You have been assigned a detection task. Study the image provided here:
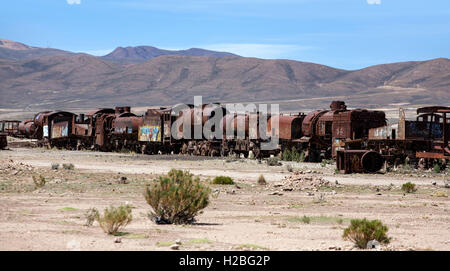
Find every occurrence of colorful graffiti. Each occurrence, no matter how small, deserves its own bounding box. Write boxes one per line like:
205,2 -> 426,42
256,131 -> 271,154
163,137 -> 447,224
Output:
139,125 -> 161,142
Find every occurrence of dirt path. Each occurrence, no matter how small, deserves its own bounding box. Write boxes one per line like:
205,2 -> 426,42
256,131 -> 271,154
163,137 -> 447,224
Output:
0,147 -> 449,251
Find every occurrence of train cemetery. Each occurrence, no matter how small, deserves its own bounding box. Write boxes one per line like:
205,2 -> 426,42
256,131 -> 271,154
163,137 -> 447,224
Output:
0,101 -> 449,251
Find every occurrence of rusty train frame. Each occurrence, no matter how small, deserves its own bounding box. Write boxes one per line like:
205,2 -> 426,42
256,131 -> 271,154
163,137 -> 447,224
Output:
1,101 -> 449,174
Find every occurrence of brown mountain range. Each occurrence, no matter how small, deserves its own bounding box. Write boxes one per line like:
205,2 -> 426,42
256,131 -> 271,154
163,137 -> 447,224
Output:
0,39 -> 449,111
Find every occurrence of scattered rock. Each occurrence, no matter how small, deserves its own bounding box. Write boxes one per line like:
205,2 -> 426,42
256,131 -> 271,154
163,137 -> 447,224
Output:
269,191 -> 283,196
175,239 -> 182,245
114,237 -> 122,243
170,244 -> 180,250
432,181 -> 437,186
366,240 -> 380,250
118,176 -> 129,184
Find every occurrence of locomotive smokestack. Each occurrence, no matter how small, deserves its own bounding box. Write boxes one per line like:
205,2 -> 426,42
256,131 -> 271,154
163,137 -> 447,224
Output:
330,101 -> 347,111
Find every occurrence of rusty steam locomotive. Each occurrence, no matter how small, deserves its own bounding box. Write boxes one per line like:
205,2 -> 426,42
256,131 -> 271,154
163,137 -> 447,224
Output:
1,101 -> 449,174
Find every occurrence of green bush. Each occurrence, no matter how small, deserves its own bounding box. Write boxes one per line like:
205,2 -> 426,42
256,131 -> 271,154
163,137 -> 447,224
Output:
343,218 -> 390,248
33,175 -> 46,188
212,176 -> 234,185
145,169 -> 211,224
96,205 -> 132,234
433,164 -> 441,173
301,215 -> 311,224
401,182 -> 417,193
282,147 -> 305,162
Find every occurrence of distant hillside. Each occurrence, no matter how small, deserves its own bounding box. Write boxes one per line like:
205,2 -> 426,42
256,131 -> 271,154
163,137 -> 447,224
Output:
0,51 -> 449,110
0,39 -> 75,61
101,46 -> 240,63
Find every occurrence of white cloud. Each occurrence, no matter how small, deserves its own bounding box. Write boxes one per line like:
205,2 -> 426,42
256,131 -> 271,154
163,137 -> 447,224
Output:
201,43 -> 313,59
367,0 -> 381,4
80,49 -> 114,56
67,0 -> 81,5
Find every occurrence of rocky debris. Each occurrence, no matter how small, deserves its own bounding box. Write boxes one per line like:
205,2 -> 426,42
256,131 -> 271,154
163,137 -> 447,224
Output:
366,240 -> 380,250
445,180 -> 450,189
114,237 -> 122,243
117,176 -> 129,184
0,160 -> 36,175
170,244 -> 180,250
274,173 -> 335,191
175,239 -> 182,245
269,191 -> 283,196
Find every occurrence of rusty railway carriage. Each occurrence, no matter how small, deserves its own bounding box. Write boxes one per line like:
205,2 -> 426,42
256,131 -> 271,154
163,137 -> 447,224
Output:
0,120 -> 21,136
6,100 -> 447,174
300,101 -> 386,161
337,106 -> 450,173
0,133 -> 7,150
41,111 -> 77,148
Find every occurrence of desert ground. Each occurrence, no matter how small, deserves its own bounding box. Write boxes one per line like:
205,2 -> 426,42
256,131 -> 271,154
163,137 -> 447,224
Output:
0,142 -> 449,251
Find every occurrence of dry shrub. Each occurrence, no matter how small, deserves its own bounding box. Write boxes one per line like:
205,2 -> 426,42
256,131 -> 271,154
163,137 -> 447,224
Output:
343,218 -> 390,248
96,205 -> 132,234
144,169 -> 210,224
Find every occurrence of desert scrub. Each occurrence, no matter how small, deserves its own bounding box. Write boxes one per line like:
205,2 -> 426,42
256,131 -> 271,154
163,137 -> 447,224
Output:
212,176 -> 234,185
401,182 -> 417,193
257,174 -> 266,185
433,164 -> 441,173
96,205 -> 132,234
343,218 -> 390,248
62,163 -> 75,170
282,147 -> 305,162
144,169 -> 211,224
84,207 -> 99,226
33,175 -> 46,188
266,157 -> 281,166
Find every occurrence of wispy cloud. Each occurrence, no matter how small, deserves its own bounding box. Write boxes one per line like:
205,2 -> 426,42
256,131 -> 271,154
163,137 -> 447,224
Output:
201,43 -> 313,59
367,0 -> 381,5
79,49 -> 114,56
67,0 -> 81,5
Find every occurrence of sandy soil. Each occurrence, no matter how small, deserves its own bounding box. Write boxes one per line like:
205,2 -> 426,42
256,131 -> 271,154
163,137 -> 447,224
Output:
0,147 -> 449,251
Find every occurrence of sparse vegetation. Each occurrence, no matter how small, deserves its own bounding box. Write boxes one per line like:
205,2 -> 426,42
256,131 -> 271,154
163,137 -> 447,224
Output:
401,182 -> 417,193
301,215 -> 311,224
144,169 -> 211,224
343,218 -> 390,248
285,164 -> 294,172
212,176 -> 234,185
266,157 -> 281,166
257,174 -> 267,185
96,204 -> 132,234
62,163 -> 75,170
84,207 -> 99,226
32,175 -> 46,188
433,164 -> 441,173
433,191 -> 448,198
281,147 -> 305,162
236,243 -> 267,250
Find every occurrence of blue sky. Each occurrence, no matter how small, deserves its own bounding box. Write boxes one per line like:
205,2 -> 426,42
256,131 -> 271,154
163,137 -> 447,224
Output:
1,0 -> 449,69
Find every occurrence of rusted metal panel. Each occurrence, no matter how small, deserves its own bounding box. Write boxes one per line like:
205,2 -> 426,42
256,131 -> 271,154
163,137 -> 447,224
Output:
51,121 -> 69,139
112,116 -> 142,134
336,150 -> 383,174
267,115 -> 304,140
